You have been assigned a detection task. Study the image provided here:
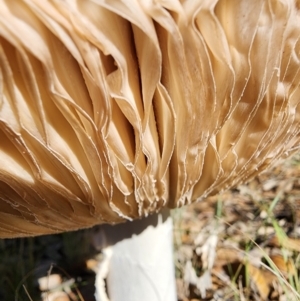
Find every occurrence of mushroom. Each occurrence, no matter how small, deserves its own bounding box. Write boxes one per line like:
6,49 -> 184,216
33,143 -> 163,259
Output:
1,0 -> 300,300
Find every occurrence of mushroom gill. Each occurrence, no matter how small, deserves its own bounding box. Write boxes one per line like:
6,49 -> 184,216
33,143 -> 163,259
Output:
0,0 -> 300,237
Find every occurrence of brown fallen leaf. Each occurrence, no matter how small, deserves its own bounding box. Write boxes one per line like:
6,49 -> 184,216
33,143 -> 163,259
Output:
269,254 -> 296,277
248,264 -> 276,300
216,247 -> 242,266
269,235 -> 300,252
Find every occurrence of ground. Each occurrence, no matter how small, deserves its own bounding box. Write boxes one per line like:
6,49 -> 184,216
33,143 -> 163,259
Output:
174,153 -> 300,300
1,154 -> 300,301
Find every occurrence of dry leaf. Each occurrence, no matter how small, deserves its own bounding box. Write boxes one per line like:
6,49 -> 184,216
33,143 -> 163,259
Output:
41,292 -> 70,301
38,274 -> 63,292
248,264 -> 274,300
269,236 -> 300,252
269,254 -> 296,277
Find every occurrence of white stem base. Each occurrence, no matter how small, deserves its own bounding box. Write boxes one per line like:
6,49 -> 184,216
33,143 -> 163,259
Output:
94,210 -> 176,301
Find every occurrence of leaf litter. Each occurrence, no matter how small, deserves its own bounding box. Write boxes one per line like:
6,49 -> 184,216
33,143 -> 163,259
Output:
173,153 -> 300,301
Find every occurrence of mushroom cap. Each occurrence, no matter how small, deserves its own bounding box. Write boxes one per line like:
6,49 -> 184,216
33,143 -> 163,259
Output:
1,0 -> 300,237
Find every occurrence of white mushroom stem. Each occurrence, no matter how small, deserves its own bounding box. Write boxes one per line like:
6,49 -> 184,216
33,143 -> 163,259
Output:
93,209 -> 176,301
